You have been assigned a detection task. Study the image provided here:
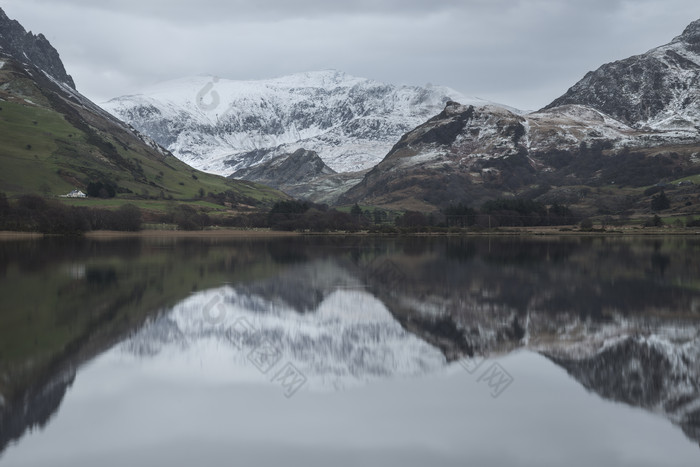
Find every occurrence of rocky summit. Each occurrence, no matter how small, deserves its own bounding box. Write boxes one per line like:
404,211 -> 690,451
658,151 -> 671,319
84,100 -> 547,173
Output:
546,18 -> 700,132
0,7 -> 75,89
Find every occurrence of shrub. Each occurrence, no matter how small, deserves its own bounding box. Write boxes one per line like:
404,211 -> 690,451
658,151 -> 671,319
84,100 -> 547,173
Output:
395,211 -> 429,228
650,191 -> 670,212
87,180 -> 117,198
643,186 -> 664,197
170,205 -> 210,230
644,215 -> 664,227
580,218 -> 594,230
686,217 -> 700,228
114,204 -> 142,231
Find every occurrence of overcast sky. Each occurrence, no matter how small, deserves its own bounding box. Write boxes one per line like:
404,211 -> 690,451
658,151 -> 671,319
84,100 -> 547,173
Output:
3,0 -> 700,110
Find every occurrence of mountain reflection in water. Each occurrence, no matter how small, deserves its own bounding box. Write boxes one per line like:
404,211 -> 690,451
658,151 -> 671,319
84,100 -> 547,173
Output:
1,235 -> 700,460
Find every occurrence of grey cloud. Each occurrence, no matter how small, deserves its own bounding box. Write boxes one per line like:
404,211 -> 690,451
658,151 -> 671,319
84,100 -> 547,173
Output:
7,0 -> 485,23
3,0 -> 700,110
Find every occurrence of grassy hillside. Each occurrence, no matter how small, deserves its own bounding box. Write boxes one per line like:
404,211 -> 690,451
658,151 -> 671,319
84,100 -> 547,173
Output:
0,57 -> 286,210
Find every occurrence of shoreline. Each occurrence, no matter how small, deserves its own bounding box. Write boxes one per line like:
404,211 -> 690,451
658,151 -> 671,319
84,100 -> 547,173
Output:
0,229 -> 301,240
85,229 -> 301,239
0,232 -> 44,240
0,227 -> 698,240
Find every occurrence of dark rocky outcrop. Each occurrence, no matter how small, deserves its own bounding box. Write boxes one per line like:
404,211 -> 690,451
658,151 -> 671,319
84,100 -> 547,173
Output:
0,7 -> 75,89
233,148 -> 366,204
233,148 -> 336,188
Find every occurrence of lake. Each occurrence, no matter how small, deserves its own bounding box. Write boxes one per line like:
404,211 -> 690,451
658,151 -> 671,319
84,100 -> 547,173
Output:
1,234 -> 699,466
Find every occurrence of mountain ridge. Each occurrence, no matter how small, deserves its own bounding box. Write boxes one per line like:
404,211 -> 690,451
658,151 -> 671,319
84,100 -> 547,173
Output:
339,99 -> 700,211
102,71 -> 494,175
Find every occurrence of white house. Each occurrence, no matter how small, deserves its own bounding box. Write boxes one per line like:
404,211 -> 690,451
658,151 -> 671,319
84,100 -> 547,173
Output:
61,189 -> 87,198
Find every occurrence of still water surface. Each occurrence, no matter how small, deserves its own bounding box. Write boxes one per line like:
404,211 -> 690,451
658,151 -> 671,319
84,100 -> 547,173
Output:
1,235 -> 699,466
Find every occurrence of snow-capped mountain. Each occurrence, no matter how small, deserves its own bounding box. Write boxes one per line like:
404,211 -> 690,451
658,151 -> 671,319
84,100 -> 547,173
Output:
102,70 -> 486,175
546,18 -> 700,131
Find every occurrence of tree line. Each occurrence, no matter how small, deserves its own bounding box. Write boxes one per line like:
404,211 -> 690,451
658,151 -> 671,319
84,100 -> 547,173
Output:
0,193 -> 141,234
264,198 -> 579,232
0,193 -> 584,235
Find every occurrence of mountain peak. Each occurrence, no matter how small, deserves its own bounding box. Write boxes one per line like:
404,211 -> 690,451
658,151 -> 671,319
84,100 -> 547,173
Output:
285,69 -> 351,81
675,18 -> 700,44
544,18 -> 700,129
0,7 -> 75,89
265,69 -> 365,89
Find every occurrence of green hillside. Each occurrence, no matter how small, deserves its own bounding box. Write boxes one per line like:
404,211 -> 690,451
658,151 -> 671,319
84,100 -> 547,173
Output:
0,58 -> 285,210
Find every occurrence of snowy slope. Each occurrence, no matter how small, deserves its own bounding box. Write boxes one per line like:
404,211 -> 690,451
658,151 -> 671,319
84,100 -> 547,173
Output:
102,70 -> 490,175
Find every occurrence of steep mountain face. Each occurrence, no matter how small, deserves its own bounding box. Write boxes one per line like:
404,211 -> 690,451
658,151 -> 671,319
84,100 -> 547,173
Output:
0,10 -> 284,205
102,71 -> 479,175
340,98 -> 700,211
0,7 -> 75,89
546,19 -> 700,131
234,148 -> 335,189
232,148 -> 366,204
